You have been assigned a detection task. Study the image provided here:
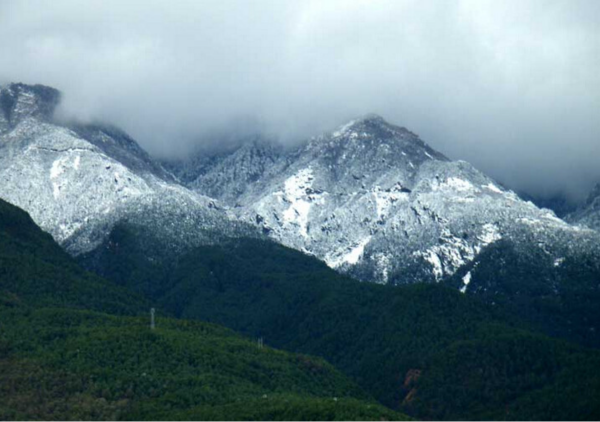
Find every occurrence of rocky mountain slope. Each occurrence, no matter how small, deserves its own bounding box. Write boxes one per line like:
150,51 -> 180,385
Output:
170,115 -> 600,286
0,83 -> 252,256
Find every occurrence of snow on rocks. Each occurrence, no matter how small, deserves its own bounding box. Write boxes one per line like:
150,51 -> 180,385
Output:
280,168 -> 323,238
326,236 -> 372,269
460,271 -> 472,293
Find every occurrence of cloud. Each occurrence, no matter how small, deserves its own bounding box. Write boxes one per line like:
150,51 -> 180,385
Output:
0,0 -> 599,200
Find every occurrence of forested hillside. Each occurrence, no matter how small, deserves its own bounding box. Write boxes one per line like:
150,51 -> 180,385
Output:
81,225 -> 600,420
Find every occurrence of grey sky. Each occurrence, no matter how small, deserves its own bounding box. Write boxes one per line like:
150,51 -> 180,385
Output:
0,0 -> 599,200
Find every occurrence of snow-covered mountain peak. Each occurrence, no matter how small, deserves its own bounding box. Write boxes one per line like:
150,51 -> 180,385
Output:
307,115 -> 448,168
330,113 -> 386,135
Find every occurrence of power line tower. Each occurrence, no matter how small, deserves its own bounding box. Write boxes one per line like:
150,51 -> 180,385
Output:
258,337 -> 264,349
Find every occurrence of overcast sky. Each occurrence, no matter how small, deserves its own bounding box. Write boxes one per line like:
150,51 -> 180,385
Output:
0,0 -> 599,200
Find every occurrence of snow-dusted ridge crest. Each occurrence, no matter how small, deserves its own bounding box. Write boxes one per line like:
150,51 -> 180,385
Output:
0,83 -> 253,255
168,113 -> 600,284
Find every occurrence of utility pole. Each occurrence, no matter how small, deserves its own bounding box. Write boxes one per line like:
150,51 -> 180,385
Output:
150,308 -> 155,330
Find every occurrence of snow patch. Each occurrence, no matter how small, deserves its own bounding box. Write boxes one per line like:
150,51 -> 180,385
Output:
445,177 -> 475,192
372,185 -> 409,220
326,236 -> 372,268
332,120 -> 356,138
423,250 -> 443,280
280,168 -> 325,238
460,271 -> 472,294
345,236 -> 371,265
50,158 -> 66,179
478,223 -> 501,245
484,183 -> 503,194
415,225 -> 499,282
52,182 -> 60,199
374,253 -> 391,283
49,155 -> 81,199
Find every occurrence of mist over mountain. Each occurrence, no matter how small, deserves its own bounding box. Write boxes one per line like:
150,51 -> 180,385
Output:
1,0 -> 599,201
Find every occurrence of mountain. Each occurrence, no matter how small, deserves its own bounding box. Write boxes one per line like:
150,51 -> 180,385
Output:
169,114 -> 600,288
5,82 -> 597,300
0,195 -> 404,421
567,183 -> 600,231
0,83 -> 254,257
3,83 -> 600,420
3,83 -> 599,348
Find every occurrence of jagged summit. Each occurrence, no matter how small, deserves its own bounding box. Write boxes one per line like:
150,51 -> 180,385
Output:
331,113 -> 405,134
332,113 -> 388,131
165,114 -> 451,209
312,114 -> 448,165
327,114 -> 422,141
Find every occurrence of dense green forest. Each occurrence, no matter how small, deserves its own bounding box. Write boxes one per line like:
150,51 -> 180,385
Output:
81,224 -> 600,420
0,199 -> 407,420
0,307 -> 405,420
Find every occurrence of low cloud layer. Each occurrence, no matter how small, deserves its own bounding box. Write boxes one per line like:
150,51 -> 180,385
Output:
1,0 -> 599,200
